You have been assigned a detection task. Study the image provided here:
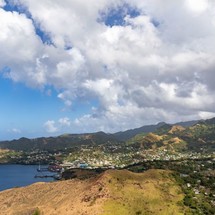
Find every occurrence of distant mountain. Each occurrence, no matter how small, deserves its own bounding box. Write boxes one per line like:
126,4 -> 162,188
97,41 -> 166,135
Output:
127,117 -> 215,152
174,120 -> 198,127
113,122 -> 167,141
0,118 -> 212,152
113,120 -> 197,141
0,131 -> 121,152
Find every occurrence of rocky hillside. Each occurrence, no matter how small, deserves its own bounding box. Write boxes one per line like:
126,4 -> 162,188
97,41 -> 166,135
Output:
113,120 -> 197,141
127,118 -> 215,152
0,169 -> 187,215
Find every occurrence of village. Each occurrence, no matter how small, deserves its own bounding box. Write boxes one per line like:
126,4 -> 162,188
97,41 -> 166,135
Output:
3,143 -> 215,169
2,143 -> 215,213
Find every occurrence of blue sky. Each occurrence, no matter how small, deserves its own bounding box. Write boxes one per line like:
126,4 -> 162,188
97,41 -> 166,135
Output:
0,78 -> 61,139
1,0 -> 215,140
0,76 -> 100,139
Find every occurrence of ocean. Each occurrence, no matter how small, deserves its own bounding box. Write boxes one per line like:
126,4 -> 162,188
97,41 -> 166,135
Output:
0,164 -> 54,191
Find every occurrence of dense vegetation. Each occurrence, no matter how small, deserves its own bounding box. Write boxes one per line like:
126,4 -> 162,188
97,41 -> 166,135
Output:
127,158 -> 215,215
0,132 -> 120,152
127,118 -> 215,152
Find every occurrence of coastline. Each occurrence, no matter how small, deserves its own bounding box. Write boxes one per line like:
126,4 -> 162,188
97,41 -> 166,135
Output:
0,164 -> 54,191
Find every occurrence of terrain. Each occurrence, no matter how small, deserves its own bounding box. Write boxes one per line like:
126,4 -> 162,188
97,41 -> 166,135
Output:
0,118 -> 212,154
0,131 -> 120,152
114,120 -> 197,141
128,118 -> 215,152
0,117 -> 215,165
0,169 -> 187,215
0,118 -> 215,214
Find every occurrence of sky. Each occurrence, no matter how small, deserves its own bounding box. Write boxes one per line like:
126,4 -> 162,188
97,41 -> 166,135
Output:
1,0 -> 215,140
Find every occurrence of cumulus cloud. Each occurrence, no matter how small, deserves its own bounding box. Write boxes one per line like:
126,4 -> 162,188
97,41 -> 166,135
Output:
43,118 -> 71,134
59,117 -> 71,127
1,0 -> 215,133
186,0 -> 209,13
43,120 -> 58,133
11,128 -> 21,134
0,0 -> 5,7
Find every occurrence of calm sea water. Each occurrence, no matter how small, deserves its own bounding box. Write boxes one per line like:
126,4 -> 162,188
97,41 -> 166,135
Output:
0,164 -> 54,191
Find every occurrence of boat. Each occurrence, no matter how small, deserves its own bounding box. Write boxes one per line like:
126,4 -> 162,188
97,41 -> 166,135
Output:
34,162 -> 63,180
37,162 -> 49,172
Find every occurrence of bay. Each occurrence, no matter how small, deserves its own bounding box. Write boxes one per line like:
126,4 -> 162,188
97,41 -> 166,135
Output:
0,164 -> 54,191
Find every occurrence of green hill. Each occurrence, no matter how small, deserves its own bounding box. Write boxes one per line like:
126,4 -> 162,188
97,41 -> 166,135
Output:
102,169 -> 187,215
0,131 -> 121,152
1,117 -> 215,153
127,118 -> 215,152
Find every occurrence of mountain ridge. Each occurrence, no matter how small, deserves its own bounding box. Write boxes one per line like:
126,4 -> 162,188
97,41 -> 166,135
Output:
0,118 -> 213,152
0,131 -> 120,152
113,120 -> 198,141
128,117 -> 215,152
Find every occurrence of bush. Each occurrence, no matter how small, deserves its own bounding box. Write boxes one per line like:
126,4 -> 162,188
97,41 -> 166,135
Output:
33,208 -> 40,215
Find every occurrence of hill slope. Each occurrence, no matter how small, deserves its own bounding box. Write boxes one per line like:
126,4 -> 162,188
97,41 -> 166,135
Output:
0,169 -> 187,215
113,122 -> 167,141
113,120 -> 197,141
127,118 -> 215,151
0,132 -> 120,152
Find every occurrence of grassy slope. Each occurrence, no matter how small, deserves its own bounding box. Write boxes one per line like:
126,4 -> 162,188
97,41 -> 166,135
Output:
126,122 -> 215,151
0,149 -> 21,163
0,169 -> 187,215
102,169 -> 186,215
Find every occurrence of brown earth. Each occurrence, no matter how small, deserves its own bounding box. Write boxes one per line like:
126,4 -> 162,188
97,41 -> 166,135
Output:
0,169 -> 186,215
0,175 -> 108,215
168,125 -> 185,134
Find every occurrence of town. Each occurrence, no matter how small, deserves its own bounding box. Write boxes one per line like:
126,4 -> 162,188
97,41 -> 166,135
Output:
1,142 -> 215,214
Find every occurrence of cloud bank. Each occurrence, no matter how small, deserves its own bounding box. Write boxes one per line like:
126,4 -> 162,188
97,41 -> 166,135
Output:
1,0 -> 215,134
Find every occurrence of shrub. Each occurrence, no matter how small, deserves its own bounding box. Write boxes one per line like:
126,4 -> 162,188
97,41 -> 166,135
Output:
33,208 -> 40,215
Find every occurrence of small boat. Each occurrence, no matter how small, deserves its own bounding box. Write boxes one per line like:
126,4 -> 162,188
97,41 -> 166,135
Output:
37,162 -> 49,172
37,167 -> 49,172
34,162 -> 63,180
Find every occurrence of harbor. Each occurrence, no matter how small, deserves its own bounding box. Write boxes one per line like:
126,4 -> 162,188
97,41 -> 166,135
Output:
0,164 -> 54,191
35,163 -> 63,180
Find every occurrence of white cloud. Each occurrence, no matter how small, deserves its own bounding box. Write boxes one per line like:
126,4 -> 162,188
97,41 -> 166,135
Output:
0,8 -> 45,87
199,111 -> 215,119
186,0 -> 209,13
59,117 -> 71,127
0,0 -> 5,7
43,118 -> 71,134
11,128 -> 21,134
43,120 -> 58,133
1,0 -> 215,133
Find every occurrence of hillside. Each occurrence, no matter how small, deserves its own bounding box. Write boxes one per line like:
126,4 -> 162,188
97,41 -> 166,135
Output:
113,122 -> 167,141
114,120 -> 197,141
0,169 -> 187,215
127,118 -> 215,152
0,132 -> 120,152
0,117 -> 213,153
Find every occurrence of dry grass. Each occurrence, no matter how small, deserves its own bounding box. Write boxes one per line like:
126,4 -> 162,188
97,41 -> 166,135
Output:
0,169 -> 187,215
102,169 -> 186,215
168,126 -> 185,134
